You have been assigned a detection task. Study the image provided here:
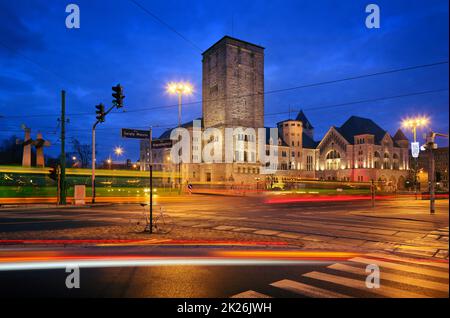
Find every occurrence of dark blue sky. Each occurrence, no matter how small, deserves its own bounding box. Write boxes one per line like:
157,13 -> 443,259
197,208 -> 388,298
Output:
0,0 -> 448,161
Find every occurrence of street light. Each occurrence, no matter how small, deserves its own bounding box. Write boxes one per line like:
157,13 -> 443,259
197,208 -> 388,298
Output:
166,81 -> 193,193
114,146 -> 124,157
401,116 -> 430,199
401,116 -> 429,142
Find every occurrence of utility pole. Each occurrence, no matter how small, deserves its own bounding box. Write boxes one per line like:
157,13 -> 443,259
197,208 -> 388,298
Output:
60,90 -> 67,205
428,144 -> 435,214
424,131 -> 448,214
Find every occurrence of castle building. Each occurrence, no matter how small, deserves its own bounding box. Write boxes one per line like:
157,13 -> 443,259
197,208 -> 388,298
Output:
140,36 -> 410,190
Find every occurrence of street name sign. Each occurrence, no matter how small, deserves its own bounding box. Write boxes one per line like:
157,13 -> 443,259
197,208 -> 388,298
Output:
151,139 -> 173,149
121,128 -> 150,139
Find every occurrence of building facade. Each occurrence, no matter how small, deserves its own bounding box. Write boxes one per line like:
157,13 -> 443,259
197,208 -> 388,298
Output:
140,36 -> 410,190
416,147 -> 449,191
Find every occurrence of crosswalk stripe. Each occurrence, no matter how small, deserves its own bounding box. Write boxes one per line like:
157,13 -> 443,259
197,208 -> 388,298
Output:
350,257 -> 449,279
303,271 -> 429,298
328,263 -> 449,293
270,279 -> 352,298
231,290 -> 272,298
366,253 -> 449,270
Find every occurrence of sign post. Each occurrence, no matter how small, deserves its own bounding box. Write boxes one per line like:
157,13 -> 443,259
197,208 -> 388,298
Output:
122,127 -> 154,233
149,128 -> 153,234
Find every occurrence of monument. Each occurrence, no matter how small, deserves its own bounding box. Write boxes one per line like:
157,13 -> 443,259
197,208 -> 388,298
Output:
16,127 -> 33,167
34,132 -> 51,168
16,127 -> 51,167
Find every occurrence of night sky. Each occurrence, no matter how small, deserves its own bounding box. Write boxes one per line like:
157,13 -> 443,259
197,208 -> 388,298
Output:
0,0 -> 448,162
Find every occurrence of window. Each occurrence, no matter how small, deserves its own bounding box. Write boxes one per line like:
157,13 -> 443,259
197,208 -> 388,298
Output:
306,155 -> 313,171
326,150 -> 341,170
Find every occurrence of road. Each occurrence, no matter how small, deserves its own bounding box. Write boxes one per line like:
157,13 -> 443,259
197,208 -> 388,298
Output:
0,195 -> 448,298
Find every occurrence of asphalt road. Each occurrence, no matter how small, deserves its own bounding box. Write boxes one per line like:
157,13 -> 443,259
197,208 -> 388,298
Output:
0,195 -> 448,298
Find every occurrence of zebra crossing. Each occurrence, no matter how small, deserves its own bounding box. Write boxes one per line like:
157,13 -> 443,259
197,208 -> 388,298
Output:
231,253 -> 449,298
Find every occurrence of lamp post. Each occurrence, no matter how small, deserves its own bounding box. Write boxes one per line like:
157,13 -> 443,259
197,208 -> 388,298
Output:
114,146 -> 124,168
166,82 -> 193,193
402,116 -> 429,199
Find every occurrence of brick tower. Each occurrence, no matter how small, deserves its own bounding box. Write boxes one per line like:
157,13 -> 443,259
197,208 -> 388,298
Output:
202,36 -> 264,130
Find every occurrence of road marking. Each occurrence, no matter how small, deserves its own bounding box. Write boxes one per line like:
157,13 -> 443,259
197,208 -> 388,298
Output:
231,290 -> 271,298
232,227 -> 258,232
213,225 -> 236,231
366,253 -> 449,270
270,279 -> 352,298
303,271 -> 429,298
276,233 -> 302,239
253,230 -> 280,236
350,257 -> 449,279
328,263 -> 449,293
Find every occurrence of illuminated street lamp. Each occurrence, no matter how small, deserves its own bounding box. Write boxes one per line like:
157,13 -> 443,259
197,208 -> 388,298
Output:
166,81 -> 193,192
401,116 -> 429,199
166,82 -> 193,127
114,146 -> 124,157
401,116 -> 429,142
106,157 -> 112,169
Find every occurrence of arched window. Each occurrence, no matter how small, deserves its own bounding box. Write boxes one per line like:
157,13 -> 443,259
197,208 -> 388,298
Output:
392,153 -> 399,169
326,150 -> 340,159
384,153 -> 390,159
326,150 -> 341,170
374,151 -> 381,169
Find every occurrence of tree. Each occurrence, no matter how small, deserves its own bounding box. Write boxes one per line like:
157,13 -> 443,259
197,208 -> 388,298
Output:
71,138 -> 92,168
0,135 -> 35,165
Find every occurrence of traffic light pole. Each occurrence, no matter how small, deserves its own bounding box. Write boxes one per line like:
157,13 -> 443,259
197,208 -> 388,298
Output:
428,145 -> 435,214
91,121 -> 99,203
91,104 -> 119,203
425,131 -> 448,215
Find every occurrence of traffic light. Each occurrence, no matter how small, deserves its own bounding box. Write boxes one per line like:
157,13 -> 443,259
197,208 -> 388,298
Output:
48,166 -> 58,181
95,103 -> 105,122
112,84 -> 125,108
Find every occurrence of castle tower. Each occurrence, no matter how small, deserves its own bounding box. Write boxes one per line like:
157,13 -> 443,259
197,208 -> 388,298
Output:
202,36 -> 264,130
296,110 -> 314,139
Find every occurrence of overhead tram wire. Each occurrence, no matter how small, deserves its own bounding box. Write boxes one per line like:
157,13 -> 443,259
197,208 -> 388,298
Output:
0,41 -> 73,85
2,87 -> 446,135
1,60 -> 448,120
264,87 -> 449,118
128,0 -> 203,52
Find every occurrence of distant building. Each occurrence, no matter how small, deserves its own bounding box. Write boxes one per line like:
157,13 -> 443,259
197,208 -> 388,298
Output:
140,36 -> 410,190
417,147 -> 449,191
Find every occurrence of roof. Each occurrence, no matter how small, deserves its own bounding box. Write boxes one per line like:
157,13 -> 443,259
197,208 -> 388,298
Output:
158,118 -> 203,139
393,129 -> 409,141
302,132 -> 318,149
265,127 -> 288,146
337,116 -> 387,144
202,35 -> 265,56
296,110 -> 314,129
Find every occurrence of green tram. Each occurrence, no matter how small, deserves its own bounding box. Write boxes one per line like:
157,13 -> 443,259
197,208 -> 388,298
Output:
0,166 -> 175,198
